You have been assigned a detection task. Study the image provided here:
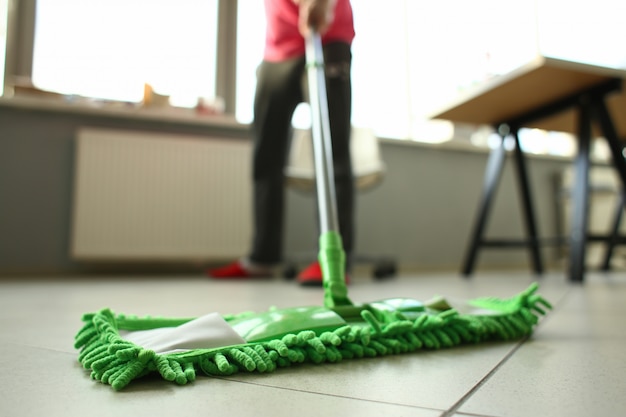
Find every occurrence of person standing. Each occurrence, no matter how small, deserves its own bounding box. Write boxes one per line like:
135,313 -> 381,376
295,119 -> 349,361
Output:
209,0 -> 355,285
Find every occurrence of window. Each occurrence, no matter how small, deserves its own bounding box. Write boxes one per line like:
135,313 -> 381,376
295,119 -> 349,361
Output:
235,0 -> 265,125
11,1 -> 626,155
537,0 -> 626,69
31,0 -> 218,106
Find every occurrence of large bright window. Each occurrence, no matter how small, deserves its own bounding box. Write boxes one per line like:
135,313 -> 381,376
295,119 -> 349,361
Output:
32,0 -> 218,106
18,0 -> 626,151
537,0 -> 626,69
350,0 -> 536,140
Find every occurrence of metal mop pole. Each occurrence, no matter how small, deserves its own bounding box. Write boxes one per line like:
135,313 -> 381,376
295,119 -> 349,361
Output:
305,31 -> 351,307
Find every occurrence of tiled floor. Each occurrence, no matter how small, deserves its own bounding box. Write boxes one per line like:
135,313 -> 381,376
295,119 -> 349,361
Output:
1,270 -> 625,417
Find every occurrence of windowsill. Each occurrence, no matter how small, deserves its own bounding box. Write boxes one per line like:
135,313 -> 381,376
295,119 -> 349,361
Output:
1,94 -> 612,166
0,95 -> 250,132
378,134 -> 592,164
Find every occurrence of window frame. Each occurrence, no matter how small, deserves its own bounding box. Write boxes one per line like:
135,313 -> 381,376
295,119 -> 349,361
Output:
3,0 -> 37,93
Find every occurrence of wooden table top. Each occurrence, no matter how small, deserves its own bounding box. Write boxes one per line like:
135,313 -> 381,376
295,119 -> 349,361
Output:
430,56 -> 626,138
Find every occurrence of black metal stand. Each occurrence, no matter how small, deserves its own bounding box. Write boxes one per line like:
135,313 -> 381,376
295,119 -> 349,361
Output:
601,190 -> 625,271
461,124 -> 543,276
462,78 -> 624,282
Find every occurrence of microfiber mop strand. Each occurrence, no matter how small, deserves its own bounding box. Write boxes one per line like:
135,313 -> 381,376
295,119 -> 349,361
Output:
75,283 -> 551,391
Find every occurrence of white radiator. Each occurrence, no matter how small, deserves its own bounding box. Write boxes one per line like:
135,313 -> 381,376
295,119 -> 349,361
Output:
71,128 -> 252,261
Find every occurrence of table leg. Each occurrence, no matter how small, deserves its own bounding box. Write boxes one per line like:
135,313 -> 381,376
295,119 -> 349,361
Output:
569,100 -> 592,283
601,190 -> 625,271
592,95 -> 626,272
511,129 -> 543,275
461,130 -> 507,276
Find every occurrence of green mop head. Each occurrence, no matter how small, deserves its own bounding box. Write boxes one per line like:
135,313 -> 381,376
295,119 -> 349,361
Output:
75,232 -> 551,390
75,280 -> 550,390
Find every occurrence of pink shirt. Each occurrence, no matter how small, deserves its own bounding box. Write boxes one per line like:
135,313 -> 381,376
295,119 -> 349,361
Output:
263,0 -> 355,62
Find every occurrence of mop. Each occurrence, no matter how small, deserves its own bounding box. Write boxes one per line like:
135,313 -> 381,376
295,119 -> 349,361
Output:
74,33 -> 551,391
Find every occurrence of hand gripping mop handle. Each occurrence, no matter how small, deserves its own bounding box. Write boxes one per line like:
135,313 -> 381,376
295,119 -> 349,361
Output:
305,31 -> 351,307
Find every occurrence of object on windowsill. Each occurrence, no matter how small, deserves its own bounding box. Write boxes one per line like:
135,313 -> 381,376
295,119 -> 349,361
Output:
143,83 -> 170,108
196,96 -> 225,116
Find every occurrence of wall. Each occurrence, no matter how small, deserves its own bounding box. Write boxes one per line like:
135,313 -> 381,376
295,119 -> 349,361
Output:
0,99 -> 573,275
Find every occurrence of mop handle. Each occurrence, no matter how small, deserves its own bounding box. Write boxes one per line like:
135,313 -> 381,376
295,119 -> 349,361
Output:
305,31 -> 340,235
305,31 -> 352,308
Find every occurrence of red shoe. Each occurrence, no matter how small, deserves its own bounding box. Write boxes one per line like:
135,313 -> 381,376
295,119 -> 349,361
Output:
297,261 -> 350,286
207,260 -> 271,279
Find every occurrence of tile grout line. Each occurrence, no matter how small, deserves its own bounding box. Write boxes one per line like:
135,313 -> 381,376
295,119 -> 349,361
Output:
214,376 -> 445,414
440,340 -> 528,417
440,284 -> 573,417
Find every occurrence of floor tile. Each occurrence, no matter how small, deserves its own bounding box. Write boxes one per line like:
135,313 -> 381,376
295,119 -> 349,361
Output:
457,274 -> 626,417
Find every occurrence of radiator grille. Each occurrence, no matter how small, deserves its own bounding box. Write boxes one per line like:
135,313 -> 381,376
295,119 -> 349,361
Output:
71,128 -> 252,261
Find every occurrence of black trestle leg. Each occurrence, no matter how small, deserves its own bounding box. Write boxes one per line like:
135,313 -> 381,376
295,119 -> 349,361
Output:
511,128 -> 543,275
569,98 -> 592,283
461,126 -> 508,277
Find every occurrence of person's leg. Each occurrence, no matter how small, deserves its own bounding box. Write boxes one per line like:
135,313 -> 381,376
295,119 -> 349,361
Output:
249,58 -> 306,266
209,58 -> 306,278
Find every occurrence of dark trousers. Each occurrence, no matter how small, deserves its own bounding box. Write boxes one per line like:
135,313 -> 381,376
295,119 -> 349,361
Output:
249,42 -> 354,266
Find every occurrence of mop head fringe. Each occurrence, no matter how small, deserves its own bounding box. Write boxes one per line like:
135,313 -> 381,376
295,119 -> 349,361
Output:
75,283 -> 550,391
